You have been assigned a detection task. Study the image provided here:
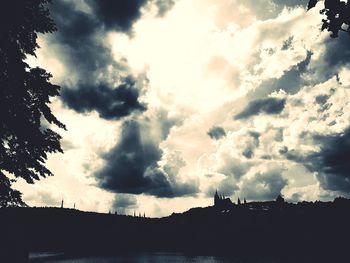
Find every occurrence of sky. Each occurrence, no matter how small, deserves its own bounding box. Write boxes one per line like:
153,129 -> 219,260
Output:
16,0 -> 350,217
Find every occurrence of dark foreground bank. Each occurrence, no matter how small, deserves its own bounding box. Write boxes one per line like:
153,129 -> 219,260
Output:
1,197 -> 350,262
27,252 -> 347,263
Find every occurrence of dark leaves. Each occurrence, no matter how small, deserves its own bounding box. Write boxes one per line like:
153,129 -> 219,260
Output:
308,0 -> 350,38
307,0 -> 319,11
0,0 -> 65,206
0,172 -> 26,207
307,0 -> 318,10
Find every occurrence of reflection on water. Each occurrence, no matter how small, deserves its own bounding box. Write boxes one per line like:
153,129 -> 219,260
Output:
29,252 -> 278,263
30,253 -> 228,263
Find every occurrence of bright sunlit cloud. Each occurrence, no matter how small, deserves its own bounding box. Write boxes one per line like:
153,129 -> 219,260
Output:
18,0 -> 350,217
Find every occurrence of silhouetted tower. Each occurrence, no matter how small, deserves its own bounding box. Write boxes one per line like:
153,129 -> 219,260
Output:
73,203 -> 76,209
61,199 -> 64,208
238,198 -> 241,205
214,190 -> 220,206
276,194 -> 285,204
143,212 -> 145,218
244,198 -> 247,204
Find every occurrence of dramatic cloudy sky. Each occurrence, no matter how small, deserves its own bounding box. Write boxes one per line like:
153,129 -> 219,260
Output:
16,0 -> 350,217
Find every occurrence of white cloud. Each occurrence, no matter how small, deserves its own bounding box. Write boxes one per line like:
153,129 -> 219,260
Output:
18,0 -> 350,216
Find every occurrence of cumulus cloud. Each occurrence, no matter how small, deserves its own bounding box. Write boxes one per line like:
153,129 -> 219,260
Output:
242,132 -> 260,159
238,165 -> 287,201
248,51 -> 313,99
26,190 -> 60,207
22,0 -> 350,215
235,97 -> 286,119
241,0 -> 306,21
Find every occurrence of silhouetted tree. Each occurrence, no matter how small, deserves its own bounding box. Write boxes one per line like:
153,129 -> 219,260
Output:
308,0 -> 350,38
0,0 -> 65,207
0,173 -> 25,207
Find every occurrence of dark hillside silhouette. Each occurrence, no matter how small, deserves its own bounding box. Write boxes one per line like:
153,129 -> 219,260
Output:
1,195 -> 350,262
0,0 -> 65,207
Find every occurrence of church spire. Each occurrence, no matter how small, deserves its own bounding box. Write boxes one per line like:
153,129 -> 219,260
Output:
214,189 -> 220,206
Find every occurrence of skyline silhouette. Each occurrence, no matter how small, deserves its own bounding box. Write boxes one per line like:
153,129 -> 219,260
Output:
2,1 -> 350,262
2,193 -> 350,262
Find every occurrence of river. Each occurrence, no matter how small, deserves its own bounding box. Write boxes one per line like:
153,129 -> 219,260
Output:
28,252 -> 291,263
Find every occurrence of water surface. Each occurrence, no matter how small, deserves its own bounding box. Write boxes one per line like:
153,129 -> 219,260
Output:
29,252 -> 279,263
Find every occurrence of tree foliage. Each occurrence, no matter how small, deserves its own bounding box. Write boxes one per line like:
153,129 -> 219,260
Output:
308,0 -> 350,38
0,0 -> 65,207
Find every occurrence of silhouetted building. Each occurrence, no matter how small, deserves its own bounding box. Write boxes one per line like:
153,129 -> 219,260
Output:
214,190 -> 233,211
276,194 -> 285,204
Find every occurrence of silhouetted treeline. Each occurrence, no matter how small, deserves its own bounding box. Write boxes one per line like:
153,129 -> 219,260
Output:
1,198 -> 350,262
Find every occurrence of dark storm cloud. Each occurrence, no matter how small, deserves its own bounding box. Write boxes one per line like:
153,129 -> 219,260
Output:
323,34 -> 350,69
96,119 -> 198,198
48,1 -> 146,119
50,0 -> 121,79
88,0 -> 148,32
207,126 -> 226,140
235,98 -> 286,119
309,128 -> 350,192
112,194 -> 138,214
61,77 -> 146,120
281,128 -> 350,193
